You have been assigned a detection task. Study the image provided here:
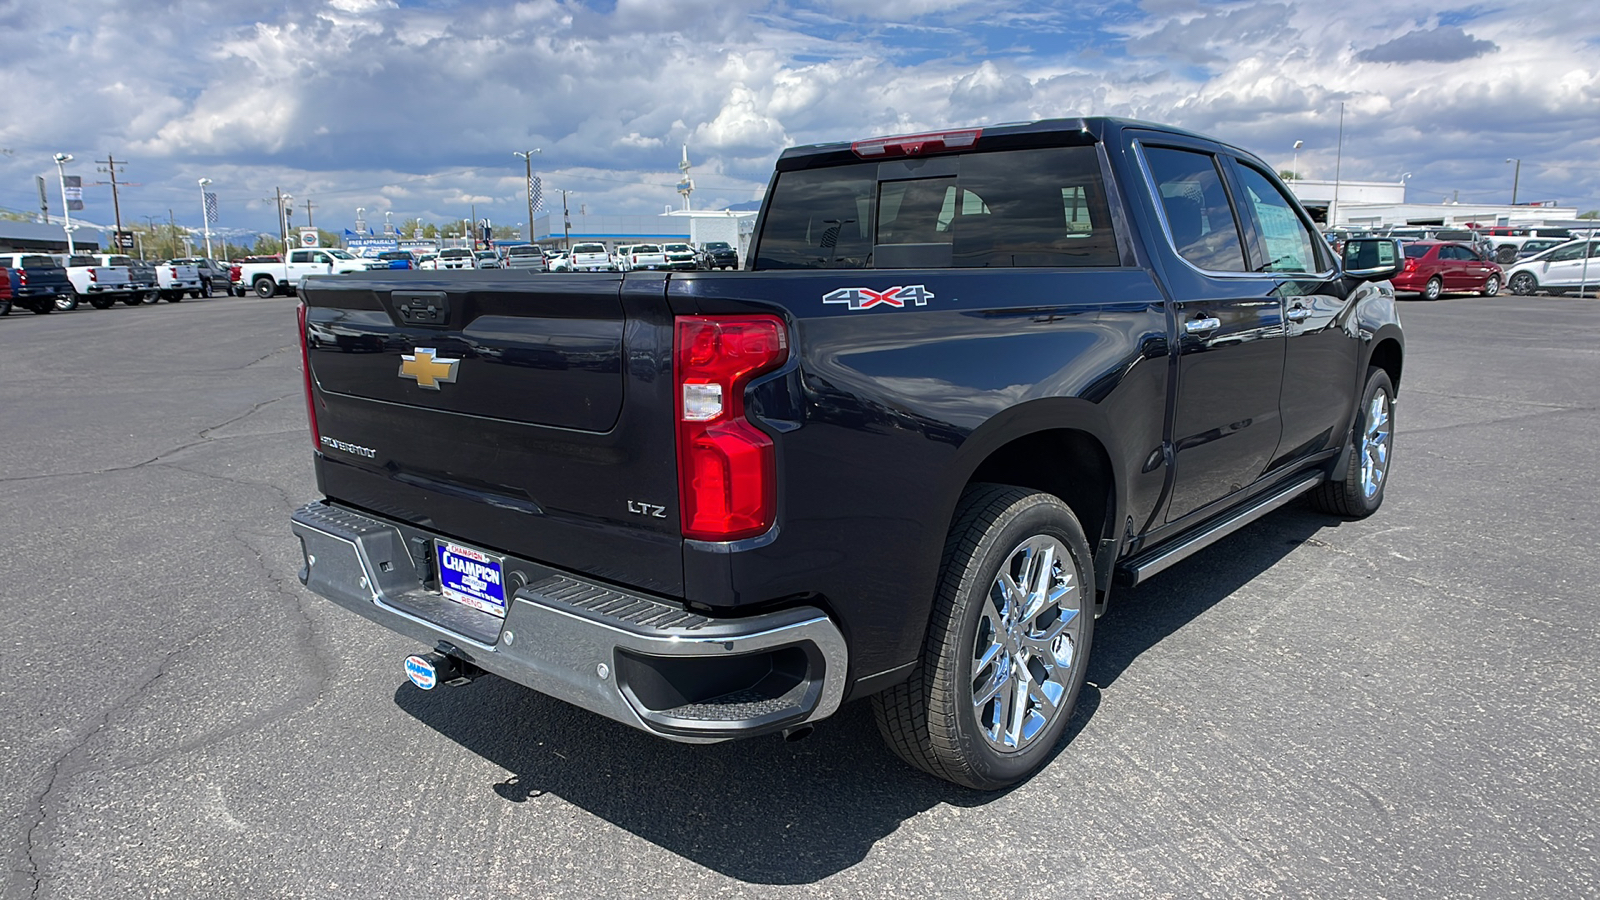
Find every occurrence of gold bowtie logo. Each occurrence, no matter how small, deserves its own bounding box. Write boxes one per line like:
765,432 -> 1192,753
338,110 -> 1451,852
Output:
399,348 -> 460,389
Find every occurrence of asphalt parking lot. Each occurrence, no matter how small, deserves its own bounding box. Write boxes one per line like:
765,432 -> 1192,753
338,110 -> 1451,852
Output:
2,291 -> 1597,899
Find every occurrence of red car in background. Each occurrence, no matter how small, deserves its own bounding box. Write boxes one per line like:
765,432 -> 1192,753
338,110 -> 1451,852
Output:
1393,240 -> 1504,300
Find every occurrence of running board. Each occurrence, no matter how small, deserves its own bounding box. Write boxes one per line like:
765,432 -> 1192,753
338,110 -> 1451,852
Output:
1114,473 -> 1324,588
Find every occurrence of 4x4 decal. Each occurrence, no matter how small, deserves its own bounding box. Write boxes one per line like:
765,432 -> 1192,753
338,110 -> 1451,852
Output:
822,284 -> 935,310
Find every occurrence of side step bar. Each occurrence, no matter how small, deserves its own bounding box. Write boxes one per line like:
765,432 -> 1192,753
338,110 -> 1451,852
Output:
1114,473 -> 1324,588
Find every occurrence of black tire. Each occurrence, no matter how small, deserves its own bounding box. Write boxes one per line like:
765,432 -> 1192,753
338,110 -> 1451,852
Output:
124,294 -> 145,306
1509,271 -> 1538,296
253,277 -> 276,299
1310,367 -> 1394,518
200,279 -> 214,298
0,298 -> 10,316
1482,275 -> 1500,297
89,295 -> 116,310
1422,276 -> 1443,301
30,300 -> 53,314
873,484 -> 1095,790
1496,246 -> 1518,265
165,293 -> 183,303
56,291 -> 79,312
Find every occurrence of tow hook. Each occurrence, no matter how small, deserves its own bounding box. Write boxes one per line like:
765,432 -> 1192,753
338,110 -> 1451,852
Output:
403,647 -> 485,690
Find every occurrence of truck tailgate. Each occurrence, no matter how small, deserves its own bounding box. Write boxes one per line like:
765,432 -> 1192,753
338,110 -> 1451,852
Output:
301,271 -> 685,595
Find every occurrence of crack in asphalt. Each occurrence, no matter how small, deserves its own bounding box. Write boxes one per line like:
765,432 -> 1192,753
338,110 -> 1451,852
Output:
24,647 -> 186,900
0,392 -> 299,486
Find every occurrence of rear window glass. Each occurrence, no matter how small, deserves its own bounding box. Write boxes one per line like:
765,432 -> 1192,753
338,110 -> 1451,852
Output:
573,244 -> 606,253
68,256 -> 98,267
440,249 -> 471,257
506,246 -> 539,256
21,256 -> 57,268
633,245 -> 661,253
754,145 -> 1119,269
1403,244 -> 1430,258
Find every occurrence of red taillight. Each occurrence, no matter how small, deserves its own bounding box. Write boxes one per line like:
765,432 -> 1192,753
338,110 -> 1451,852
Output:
170,267 -> 179,278
17,269 -> 27,287
674,315 -> 788,541
851,127 -> 981,159
1403,259 -> 1416,273
230,265 -> 241,282
298,302 -> 321,451
0,268 -> 12,300
89,268 -> 98,282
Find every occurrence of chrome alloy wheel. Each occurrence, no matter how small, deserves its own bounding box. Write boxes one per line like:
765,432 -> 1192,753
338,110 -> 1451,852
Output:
1360,388 -> 1392,499
971,535 -> 1083,752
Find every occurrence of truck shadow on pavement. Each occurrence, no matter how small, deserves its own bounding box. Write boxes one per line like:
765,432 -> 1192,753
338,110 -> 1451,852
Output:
393,502 -> 1335,885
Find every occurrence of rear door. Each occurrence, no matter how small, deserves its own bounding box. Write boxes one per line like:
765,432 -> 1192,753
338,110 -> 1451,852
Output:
302,272 -> 685,594
1134,138 -> 1286,523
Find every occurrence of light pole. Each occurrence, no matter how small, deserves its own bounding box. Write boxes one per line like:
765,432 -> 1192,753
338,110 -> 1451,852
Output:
198,178 -> 214,259
1330,103 -> 1345,227
53,153 -> 76,254
1505,158 -> 1521,206
1400,172 -> 1412,203
140,214 -> 159,260
514,148 -> 542,242
1291,140 -> 1303,181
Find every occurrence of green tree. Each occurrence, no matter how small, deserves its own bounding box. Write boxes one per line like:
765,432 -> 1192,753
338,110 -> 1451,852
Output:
1579,210 -> 1598,219
1278,169 -> 1297,182
251,234 -> 280,257
317,228 -> 341,248
399,217 -> 424,238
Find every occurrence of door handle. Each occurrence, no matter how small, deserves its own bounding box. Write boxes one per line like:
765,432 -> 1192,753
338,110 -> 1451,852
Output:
1185,316 -> 1221,334
1286,306 -> 1310,321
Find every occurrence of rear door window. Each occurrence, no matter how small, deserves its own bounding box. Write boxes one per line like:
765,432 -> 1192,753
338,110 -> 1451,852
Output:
1141,146 -> 1248,273
754,145 -> 1118,269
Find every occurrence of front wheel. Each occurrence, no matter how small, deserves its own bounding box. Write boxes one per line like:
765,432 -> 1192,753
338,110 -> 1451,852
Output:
874,484 -> 1094,790
56,291 -> 79,311
124,294 -> 146,306
253,278 -> 277,299
1422,276 -> 1443,301
1509,272 -> 1538,296
1482,275 -> 1500,297
1310,367 -> 1394,518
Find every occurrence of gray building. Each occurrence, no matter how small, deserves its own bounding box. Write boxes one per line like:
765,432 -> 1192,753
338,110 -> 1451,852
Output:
0,219 -> 100,253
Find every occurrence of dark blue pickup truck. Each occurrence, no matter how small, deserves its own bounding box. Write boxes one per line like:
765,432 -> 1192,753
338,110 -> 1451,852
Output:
0,254 -> 72,315
289,117 -> 1404,789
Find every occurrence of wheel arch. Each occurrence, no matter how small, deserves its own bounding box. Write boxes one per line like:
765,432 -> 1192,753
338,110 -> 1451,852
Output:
939,399 -> 1127,609
1366,330 -> 1404,395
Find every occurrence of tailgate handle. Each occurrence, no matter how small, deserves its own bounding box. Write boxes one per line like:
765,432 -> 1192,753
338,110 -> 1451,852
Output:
393,291 -> 450,327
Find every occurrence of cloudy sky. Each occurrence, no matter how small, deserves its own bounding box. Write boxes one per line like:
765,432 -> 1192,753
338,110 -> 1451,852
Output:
2,0 -> 1597,241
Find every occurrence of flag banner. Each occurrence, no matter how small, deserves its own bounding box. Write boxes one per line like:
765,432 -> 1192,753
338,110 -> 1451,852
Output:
529,175 -> 543,213
204,192 -> 219,226
63,175 -> 84,210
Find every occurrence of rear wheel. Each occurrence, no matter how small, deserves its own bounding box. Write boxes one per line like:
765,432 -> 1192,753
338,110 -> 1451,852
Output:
30,300 -> 53,314
1509,271 -> 1538,296
874,484 -> 1094,790
56,291 -> 79,311
1422,276 -> 1443,301
89,295 -> 116,310
200,279 -> 214,298
165,292 -> 183,303
1311,367 -> 1394,518
253,277 -> 276,299
1482,275 -> 1500,297
124,294 -> 145,306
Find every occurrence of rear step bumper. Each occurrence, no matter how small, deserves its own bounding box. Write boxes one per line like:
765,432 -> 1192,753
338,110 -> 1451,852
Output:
290,501 -> 847,743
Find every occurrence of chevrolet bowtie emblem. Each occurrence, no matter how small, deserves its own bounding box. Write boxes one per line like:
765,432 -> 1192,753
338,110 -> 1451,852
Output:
399,348 -> 460,389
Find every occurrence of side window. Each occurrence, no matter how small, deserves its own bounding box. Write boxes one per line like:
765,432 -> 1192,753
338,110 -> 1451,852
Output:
313,252 -> 332,265
1142,146 -> 1248,272
289,251 -> 310,264
1232,164 -> 1322,273
1547,243 -> 1584,262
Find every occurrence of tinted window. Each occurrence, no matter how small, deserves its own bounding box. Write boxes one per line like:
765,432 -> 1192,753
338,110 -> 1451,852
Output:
755,145 -> 1117,269
572,244 -> 605,253
1546,243 -> 1586,262
1142,146 -> 1247,272
1233,164 -> 1320,273
21,256 -> 56,268
1403,244 -> 1430,259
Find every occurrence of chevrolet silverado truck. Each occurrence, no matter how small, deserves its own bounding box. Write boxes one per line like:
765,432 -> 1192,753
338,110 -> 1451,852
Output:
241,247 -> 384,298
0,254 -> 71,314
289,118 -> 1405,789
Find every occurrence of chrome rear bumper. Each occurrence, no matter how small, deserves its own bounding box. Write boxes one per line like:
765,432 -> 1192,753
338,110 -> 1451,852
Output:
289,501 -> 848,743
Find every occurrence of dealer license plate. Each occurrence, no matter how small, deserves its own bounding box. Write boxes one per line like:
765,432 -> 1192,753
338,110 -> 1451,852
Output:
434,540 -> 508,618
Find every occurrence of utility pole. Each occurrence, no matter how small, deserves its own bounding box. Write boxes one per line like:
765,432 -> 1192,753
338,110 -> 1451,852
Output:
168,208 -> 179,260
1506,158 -> 1522,206
303,198 -> 316,229
562,190 -> 571,250
514,148 -> 542,242
276,188 -> 287,255
95,154 -> 129,234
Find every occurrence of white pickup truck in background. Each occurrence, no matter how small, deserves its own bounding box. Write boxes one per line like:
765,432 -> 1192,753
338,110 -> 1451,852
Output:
238,248 -> 384,298
152,261 -> 202,302
57,255 -> 135,310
